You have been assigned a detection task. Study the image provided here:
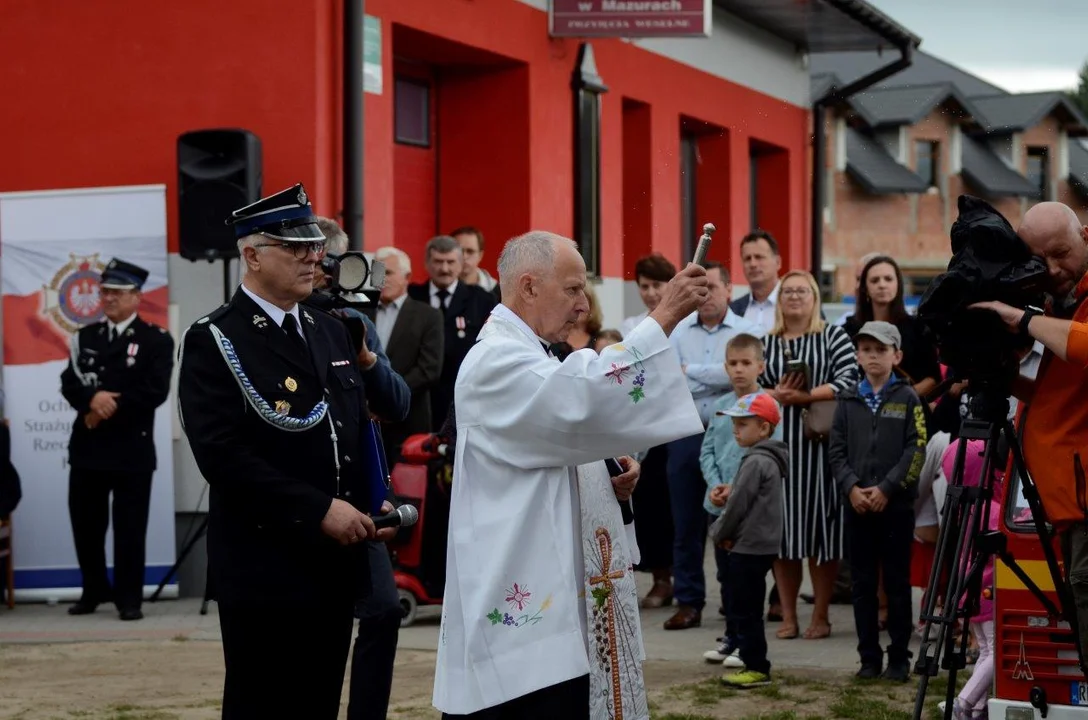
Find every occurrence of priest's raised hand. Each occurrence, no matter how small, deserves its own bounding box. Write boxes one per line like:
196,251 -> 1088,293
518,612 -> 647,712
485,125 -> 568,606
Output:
648,262 -> 710,336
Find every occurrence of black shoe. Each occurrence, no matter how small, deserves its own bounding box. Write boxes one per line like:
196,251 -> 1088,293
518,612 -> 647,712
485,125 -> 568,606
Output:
882,659 -> 911,683
855,662 -> 882,680
119,608 -> 144,621
67,601 -> 99,615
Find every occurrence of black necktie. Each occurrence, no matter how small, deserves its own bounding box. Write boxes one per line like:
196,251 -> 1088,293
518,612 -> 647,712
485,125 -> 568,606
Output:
108,326 -> 117,343
281,313 -> 308,357
436,288 -> 450,316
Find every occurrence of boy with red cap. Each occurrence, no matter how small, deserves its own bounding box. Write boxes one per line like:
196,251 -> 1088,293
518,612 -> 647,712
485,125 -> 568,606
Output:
709,392 -> 788,689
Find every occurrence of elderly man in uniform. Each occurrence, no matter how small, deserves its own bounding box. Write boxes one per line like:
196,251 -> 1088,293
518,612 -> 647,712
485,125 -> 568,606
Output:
61,259 -> 174,621
178,184 -> 408,719
433,231 -> 709,719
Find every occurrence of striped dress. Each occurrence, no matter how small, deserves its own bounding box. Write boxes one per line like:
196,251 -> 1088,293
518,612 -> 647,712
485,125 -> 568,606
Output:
760,323 -> 857,563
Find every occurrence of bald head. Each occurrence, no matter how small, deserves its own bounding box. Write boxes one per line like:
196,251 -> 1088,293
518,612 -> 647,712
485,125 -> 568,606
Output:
498,230 -> 588,343
1018,202 -> 1088,299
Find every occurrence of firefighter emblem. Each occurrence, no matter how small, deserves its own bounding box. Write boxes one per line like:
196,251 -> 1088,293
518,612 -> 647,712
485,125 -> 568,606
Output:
42,253 -> 106,334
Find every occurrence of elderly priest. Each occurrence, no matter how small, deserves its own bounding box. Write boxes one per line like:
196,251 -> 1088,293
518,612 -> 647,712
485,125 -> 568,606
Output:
432,231 -> 709,719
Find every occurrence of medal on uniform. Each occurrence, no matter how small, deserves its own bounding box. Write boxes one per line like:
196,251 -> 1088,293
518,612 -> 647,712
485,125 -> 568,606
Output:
126,343 -> 139,366
275,399 -> 291,415
456,316 -> 466,339
285,377 -> 298,392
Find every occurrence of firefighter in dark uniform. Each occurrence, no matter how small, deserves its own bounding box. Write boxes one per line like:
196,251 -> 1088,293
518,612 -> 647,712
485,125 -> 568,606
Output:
60,258 -> 174,621
177,184 -> 409,720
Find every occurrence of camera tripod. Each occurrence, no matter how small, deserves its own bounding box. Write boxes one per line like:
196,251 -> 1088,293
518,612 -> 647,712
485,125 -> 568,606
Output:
912,388 -> 1070,720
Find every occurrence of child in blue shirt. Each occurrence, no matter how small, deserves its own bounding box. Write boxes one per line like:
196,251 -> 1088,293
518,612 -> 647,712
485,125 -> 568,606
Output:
699,333 -> 782,667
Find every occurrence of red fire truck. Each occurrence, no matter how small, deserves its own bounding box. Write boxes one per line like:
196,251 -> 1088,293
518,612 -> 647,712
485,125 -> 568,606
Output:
989,465 -> 1087,719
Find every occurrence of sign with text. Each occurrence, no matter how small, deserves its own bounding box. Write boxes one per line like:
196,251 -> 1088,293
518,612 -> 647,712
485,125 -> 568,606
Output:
549,0 -> 712,38
1,185 -> 176,600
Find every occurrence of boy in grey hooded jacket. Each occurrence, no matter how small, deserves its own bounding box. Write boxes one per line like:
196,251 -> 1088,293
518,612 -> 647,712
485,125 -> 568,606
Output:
710,393 -> 788,689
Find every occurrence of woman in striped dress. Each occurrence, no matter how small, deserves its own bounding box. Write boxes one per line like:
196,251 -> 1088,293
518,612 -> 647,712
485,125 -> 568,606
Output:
760,270 -> 857,640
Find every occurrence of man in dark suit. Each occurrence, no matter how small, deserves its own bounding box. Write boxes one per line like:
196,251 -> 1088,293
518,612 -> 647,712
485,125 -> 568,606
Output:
369,246 -> 443,463
178,184 -> 409,720
60,258 -> 174,621
408,234 -> 496,431
728,230 -> 783,336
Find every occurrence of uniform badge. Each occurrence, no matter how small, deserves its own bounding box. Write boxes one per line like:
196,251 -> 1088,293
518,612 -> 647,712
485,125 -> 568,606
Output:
126,357 -> 136,367
285,377 -> 298,392
127,343 -> 139,358
456,316 -> 467,339
252,315 -> 268,329
297,187 -> 308,205
125,327 -> 135,337
302,310 -> 315,325
275,400 -> 291,416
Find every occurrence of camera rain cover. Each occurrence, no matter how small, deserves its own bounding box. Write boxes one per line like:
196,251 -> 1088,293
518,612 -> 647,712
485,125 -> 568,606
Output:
917,195 -> 1048,376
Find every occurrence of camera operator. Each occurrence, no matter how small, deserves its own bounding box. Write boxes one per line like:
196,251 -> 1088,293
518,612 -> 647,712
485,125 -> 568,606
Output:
972,201 -> 1088,658
307,216 -> 411,720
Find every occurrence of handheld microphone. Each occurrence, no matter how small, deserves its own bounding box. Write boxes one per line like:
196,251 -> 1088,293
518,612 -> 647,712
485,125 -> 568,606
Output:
372,504 -> 419,530
692,222 -> 716,267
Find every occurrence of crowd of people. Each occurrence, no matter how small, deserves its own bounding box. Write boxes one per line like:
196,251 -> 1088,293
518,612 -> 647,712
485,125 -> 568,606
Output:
5,182 -> 1088,720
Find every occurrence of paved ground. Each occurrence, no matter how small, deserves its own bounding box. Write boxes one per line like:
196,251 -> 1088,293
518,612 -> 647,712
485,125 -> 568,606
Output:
0,553 -> 935,719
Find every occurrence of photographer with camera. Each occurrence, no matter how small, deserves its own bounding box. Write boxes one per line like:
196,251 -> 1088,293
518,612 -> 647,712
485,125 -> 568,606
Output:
971,201 -> 1088,659
307,217 -> 412,720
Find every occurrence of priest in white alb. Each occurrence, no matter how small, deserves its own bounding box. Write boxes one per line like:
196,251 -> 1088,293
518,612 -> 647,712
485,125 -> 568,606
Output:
432,231 -> 709,719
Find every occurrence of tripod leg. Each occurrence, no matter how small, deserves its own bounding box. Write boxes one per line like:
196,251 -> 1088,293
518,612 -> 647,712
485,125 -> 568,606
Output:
150,515 -> 209,603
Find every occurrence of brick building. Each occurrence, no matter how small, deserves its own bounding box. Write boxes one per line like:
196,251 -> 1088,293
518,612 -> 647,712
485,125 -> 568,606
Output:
812,50 -> 1088,301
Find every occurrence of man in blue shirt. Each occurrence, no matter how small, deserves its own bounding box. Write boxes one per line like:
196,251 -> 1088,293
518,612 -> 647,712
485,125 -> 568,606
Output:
664,262 -> 759,630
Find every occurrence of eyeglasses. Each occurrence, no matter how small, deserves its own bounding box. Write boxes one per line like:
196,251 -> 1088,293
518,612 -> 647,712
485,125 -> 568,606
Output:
781,287 -> 812,297
255,241 -> 325,259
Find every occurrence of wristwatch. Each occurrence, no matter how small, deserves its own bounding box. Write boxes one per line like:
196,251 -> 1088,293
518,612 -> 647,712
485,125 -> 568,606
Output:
1018,307 -> 1041,337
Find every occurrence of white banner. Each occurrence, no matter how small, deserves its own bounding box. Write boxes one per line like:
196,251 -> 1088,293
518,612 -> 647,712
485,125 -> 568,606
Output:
1,185 -> 176,600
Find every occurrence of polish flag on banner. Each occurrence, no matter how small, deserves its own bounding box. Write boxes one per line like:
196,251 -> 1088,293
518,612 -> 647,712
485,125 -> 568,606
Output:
0,184 -> 176,600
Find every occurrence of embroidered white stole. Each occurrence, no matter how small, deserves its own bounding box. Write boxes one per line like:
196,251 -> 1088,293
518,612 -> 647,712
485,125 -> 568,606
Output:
577,462 -> 648,720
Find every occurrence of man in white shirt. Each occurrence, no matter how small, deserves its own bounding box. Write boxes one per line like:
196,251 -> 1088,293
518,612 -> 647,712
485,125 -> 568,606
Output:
664,262 -> 758,630
452,226 -> 499,296
433,230 -> 708,719
729,231 -> 783,335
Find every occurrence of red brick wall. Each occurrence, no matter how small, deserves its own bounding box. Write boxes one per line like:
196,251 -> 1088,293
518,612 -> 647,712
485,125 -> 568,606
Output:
824,108 -> 1088,298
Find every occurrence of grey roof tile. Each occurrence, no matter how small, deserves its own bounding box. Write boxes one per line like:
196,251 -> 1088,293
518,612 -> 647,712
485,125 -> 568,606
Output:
970,92 -> 1088,133
810,50 -> 1004,98
848,82 -> 970,127
960,135 -> 1040,198
844,127 -> 929,194
1070,141 -> 1088,200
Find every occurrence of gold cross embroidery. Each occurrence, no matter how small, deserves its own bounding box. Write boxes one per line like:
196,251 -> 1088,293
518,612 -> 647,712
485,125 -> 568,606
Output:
589,527 -> 626,719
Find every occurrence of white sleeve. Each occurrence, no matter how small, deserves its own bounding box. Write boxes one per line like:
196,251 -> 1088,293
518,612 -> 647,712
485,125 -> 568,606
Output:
457,317 -> 704,470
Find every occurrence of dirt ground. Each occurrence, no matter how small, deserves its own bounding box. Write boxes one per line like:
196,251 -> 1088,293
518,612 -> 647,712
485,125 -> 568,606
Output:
0,640 -> 949,720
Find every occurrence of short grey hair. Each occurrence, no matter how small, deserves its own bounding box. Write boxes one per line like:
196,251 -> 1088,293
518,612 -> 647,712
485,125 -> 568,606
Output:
375,246 -> 411,275
497,230 -> 577,295
237,233 -> 264,256
425,235 -> 461,259
315,216 -> 350,256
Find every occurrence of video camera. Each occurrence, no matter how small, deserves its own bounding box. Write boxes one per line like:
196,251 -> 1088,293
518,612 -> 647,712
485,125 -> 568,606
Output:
916,195 -> 1048,393
306,251 -> 387,354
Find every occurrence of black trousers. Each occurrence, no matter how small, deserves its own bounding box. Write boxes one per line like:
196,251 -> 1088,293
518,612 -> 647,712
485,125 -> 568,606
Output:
218,597 -> 355,720
846,504 -> 914,666
348,542 -> 401,720
726,552 -> 776,675
442,675 -> 589,720
68,467 -> 152,610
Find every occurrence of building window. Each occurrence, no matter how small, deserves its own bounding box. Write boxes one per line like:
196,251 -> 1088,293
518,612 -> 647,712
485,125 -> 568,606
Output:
394,77 -> 430,147
915,140 -> 939,188
1027,146 -> 1049,199
572,43 -> 607,276
680,132 -> 697,261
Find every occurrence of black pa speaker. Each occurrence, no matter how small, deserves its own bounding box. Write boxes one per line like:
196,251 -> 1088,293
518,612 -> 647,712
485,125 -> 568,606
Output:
177,129 -> 262,261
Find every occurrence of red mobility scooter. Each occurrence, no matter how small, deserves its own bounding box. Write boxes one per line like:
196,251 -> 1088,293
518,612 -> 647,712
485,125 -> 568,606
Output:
388,432 -> 452,627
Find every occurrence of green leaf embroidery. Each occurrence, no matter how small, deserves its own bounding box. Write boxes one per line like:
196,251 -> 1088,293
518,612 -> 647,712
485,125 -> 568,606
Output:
628,386 -> 645,403
591,586 -> 610,608
486,608 -> 502,625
